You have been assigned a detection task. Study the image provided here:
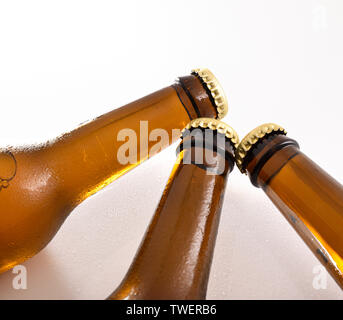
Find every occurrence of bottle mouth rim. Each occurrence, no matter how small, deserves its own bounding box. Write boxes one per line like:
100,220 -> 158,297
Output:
176,131 -> 236,174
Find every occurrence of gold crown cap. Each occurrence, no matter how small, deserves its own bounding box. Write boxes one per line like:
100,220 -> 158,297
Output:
235,123 -> 287,173
192,68 -> 228,119
181,118 -> 239,149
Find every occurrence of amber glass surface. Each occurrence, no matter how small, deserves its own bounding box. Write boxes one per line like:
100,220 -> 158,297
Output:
108,140 -> 234,299
245,134 -> 343,289
0,74 -> 218,274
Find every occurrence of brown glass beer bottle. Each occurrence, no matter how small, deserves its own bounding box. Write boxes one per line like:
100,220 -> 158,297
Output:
0,69 -> 228,274
235,123 -> 343,289
108,118 -> 239,300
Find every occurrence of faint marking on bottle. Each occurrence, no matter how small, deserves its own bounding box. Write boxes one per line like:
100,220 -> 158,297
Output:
0,151 -> 17,191
289,215 -> 297,224
316,248 -> 328,264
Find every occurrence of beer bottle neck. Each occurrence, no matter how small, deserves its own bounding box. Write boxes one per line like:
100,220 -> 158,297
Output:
109,138 -> 234,299
243,134 -> 300,188
244,133 -> 343,289
173,74 -> 218,119
44,76 -> 219,205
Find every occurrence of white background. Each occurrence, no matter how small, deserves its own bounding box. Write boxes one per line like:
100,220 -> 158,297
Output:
0,0 -> 342,299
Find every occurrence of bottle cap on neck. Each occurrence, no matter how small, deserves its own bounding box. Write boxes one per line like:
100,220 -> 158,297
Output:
191,68 -> 228,119
181,118 -> 239,147
235,123 -> 287,174
177,118 -> 239,173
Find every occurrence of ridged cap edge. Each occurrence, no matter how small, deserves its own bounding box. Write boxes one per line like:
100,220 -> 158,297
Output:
192,68 -> 228,119
235,123 -> 287,173
181,118 -> 239,148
